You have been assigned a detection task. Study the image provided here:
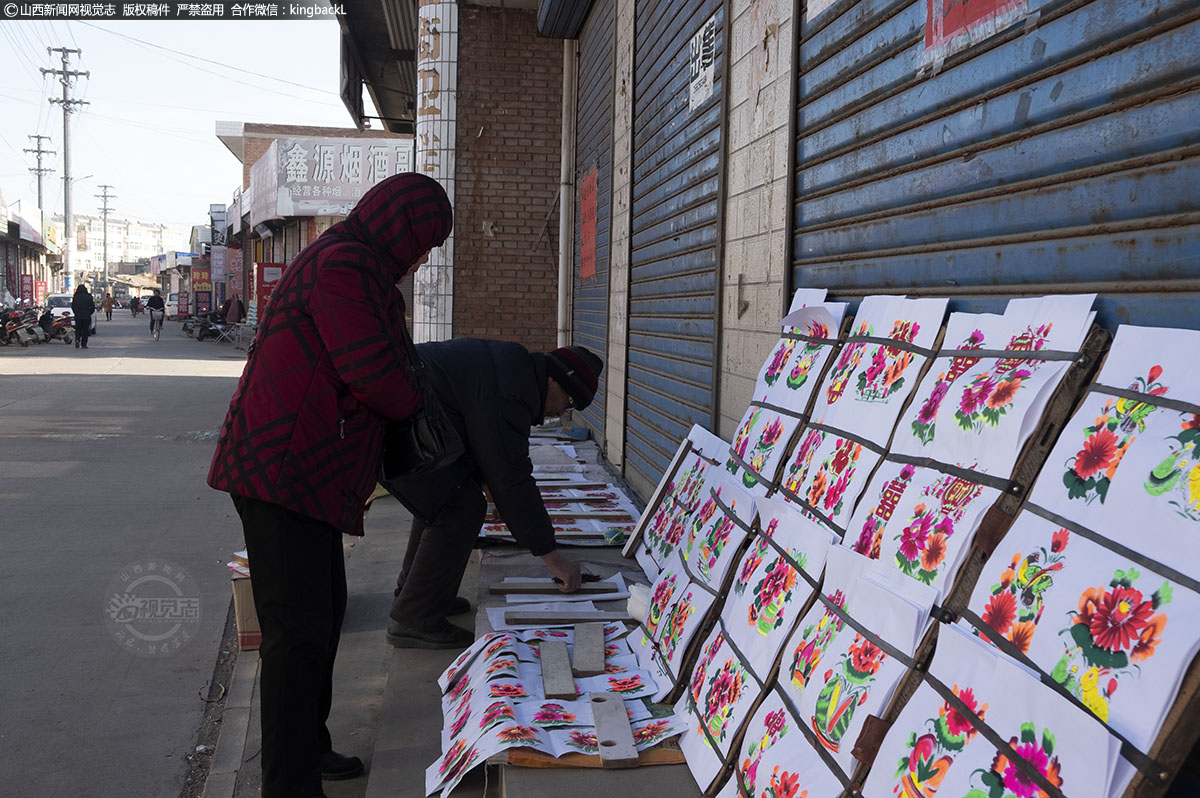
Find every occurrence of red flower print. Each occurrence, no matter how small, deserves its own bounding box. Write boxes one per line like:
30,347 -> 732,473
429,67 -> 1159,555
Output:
848,635 -> 886,676
987,379 -> 1021,408
1073,428 -> 1119,479
569,730 -> 597,749
1183,414 -> 1200,431
982,591 -> 1017,635
609,675 -> 645,693
1002,740 -> 1061,798
920,532 -> 948,572
807,470 -> 829,506
489,683 -> 528,698
1149,365 -> 1163,383
632,719 -> 671,743
496,725 -> 538,742
941,685 -> 985,737
898,512 -> 932,561
484,640 -> 508,658
1089,586 -> 1155,652
1051,528 -> 1069,553
769,766 -> 802,798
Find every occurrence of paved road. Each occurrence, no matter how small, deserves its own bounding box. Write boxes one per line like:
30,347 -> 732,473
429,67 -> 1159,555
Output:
0,312 -> 246,797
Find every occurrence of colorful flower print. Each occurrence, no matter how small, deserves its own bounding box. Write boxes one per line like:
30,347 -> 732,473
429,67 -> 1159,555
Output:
495,725 -> 539,743
1145,411 -> 1200,521
489,682 -> 528,698
1063,366 -> 1167,503
686,496 -> 720,555
741,708 -> 790,795
608,675 -> 645,694
788,338 -> 826,391
748,557 -> 798,636
701,657 -> 747,742
896,684 -> 988,797
955,325 -> 1052,434
802,438 -> 862,520
826,321 -> 872,405
734,537 -> 771,597
729,408 -> 763,476
854,465 -> 917,559
661,593 -> 696,661
857,319 -> 921,403
480,700 -> 515,730
977,529 -> 1071,653
632,718 -> 673,745
448,673 -> 472,703
790,590 -> 847,689
484,639 -> 510,658
893,472 -> 984,585
486,657 -> 518,675
783,429 -> 826,497
1051,567 -> 1172,722
765,767 -> 806,798
531,703 -> 578,727
646,573 -> 678,636
965,723 -> 1062,798
696,509 -> 738,583
690,630 -> 726,705
911,330 -> 986,445
566,730 -> 598,753
764,339 -> 797,387
742,415 -> 787,488
437,738 -> 479,781
811,633 -> 888,752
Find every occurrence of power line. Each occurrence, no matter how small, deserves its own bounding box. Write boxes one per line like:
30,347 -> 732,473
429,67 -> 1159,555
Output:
81,22 -> 341,100
42,46 -> 89,281
23,134 -> 55,210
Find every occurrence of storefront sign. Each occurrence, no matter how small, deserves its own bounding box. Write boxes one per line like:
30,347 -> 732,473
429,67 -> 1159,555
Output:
21,274 -> 33,304
689,13 -> 718,112
255,262 -> 284,320
35,280 -> 46,304
192,267 -> 213,314
579,169 -> 597,280
179,289 -> 190,318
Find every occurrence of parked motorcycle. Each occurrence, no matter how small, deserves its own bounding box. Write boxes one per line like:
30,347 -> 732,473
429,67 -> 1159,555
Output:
2,307 -> 34,346
39,308 -> 74,344
19,308 -> 47,344
195,311 -> 231,342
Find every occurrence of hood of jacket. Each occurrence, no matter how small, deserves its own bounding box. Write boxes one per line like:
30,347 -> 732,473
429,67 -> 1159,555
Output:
326,173 -> 453,282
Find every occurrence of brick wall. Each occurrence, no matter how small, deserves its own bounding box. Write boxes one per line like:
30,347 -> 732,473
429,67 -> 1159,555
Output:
718,0 -> 795,438
453,5 -> 563,351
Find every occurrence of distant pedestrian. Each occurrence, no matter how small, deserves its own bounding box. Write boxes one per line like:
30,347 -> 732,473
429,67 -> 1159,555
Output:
71,284 -> 95,349
207,173 -> 453,798
130,296 -> 140,317
102,294 -> 114,321
220,292 -> 245,325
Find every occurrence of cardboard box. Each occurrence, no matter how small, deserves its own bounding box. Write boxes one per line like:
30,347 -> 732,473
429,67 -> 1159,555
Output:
231,575 -> 261,650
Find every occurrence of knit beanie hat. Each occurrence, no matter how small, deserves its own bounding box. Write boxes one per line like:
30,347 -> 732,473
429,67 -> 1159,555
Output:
545,346 -> 604,411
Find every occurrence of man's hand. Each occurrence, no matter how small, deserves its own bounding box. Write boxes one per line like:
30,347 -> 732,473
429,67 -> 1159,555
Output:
540,549 -> 581,593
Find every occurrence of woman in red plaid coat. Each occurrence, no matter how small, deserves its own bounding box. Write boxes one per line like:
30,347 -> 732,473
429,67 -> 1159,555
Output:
208,173 -> 452,797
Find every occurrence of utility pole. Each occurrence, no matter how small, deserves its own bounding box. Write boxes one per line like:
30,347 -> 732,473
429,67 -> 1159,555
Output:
96,184 -> 115,290
23,135 -> 55,211
41,48 -> 89,288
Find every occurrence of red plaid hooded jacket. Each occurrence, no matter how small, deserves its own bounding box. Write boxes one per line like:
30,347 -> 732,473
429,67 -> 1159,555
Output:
207,173 -> 453,534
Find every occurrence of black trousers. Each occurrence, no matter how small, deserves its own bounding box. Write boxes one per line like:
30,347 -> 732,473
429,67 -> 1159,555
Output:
390,478 -> 485,628
234,496 -> 347,798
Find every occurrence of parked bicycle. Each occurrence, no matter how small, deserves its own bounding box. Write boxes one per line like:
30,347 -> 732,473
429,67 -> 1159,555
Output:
150,307 -> 165,341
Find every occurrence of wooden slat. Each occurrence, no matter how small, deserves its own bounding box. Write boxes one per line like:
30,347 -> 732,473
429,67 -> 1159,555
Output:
572,622 -> 607,677
489,581 -> 620,596
503,610 -> 628,625
589,692 -> 639,768
539,641 -> 578,700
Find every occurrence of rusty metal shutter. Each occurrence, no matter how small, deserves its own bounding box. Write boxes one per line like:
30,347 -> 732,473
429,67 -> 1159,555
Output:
626,0 -> 726,496
791,0 -> 1200,326
573,0 -> 616,438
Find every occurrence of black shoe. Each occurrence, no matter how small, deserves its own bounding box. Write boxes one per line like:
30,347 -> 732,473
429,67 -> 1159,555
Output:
386,618 -> 474,649
319,750 -> 364,781
449,596 -> 472,616
74,341 -> 79,348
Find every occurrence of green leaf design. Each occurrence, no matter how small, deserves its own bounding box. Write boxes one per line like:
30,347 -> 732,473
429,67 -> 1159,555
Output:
1020,722 -> 1036,744
1070,622 -> 1130,670
1063,470 -> 1090,500
1155,582 -> 1174,607
1146,454 -> 1182,496
964,791 -> 989,798
1050,653 -> 1071,684
1042,729 -> 1056,756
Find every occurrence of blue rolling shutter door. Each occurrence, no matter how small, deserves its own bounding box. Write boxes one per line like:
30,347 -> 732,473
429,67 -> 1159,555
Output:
791,0 -> 1200,327
573,0 -> 616,437
627,0 -> 725,496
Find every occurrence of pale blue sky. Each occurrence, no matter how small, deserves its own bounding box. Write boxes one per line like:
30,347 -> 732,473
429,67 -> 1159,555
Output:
0,20 -> 368,234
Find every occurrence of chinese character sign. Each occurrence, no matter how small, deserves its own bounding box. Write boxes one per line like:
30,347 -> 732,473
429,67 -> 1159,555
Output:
255,263 -> 284,320
35,280 -> 46,304
192,268 -> 212,314
21,274 -> 33,304
414,0 -> 458,343
689,14 -> 717,112
274,136 -> 416,218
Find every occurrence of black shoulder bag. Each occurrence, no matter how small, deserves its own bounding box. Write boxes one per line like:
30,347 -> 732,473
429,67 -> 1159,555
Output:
380,324 -> 465,480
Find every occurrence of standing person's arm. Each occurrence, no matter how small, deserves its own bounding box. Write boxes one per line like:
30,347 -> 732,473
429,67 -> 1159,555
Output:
309,260 -> 422,422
